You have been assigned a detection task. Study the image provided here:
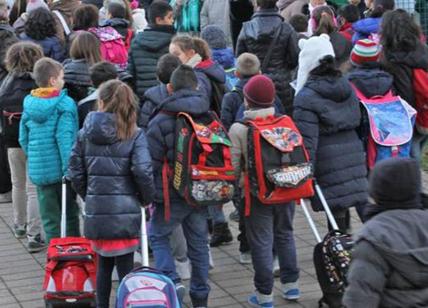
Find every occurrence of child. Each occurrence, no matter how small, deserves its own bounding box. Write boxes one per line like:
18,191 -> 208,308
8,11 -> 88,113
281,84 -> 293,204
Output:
289,14 -> 309,39
101,2 -> 133,48
229,75 -> 300,307
77,61 -> 118,128
128,0 -> 175,101
147,65 -> 211,308
0,42 -> 44,252
19,57 -> 80,244
138,53 -> 181,129
337,4 -> 360,42
68,79 -> 155,308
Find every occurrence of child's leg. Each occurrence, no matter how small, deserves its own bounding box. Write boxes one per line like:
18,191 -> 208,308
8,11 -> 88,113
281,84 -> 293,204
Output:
36,183 -> 62,243
64,184 -> 80,237
96,254 -> 115,308
115,252 -> 134,281
26,171 -> 42,239
170,225 -> 188,262
238,198 -> 250,254
7,148 -> 27,232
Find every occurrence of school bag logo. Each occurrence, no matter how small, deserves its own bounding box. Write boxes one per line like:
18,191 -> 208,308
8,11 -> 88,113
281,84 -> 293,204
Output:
352,85 -> 416,169
243,115 -> 314,215
413,68 -> 428,135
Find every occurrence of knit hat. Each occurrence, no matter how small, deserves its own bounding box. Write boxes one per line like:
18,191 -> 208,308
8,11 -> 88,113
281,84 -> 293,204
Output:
350,39 -> 381,66
26,0 -> 49,13
201,25 -> 227,49
243,75 -> 276,108
295,34 -> 335,94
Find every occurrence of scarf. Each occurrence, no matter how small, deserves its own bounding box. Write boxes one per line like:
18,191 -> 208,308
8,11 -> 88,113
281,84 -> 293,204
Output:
31,87 -> 60,98
186,54 -> 202,68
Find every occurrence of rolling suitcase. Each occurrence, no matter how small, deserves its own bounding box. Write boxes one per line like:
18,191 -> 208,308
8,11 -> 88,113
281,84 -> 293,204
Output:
301,184 -> 353,308
116,207 -> 181,308
43,177 -> 97,307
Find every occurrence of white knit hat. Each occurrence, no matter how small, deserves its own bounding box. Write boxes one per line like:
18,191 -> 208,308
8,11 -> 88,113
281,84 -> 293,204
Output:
295,34 -> 335,94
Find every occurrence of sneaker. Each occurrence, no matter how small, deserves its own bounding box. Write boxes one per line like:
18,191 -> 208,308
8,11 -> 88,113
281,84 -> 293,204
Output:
282,282 -> 300,301
248,292 -> 274,308
175,259 -> 191,280
239,252 -> 252,264
27,234 -> 46,253
210,222 -> 233,247
229,209 -> 240,222
175,283 -> 186,303
13,224 -> 26,239
273,256 -> 280,277
0,191 -> 11,203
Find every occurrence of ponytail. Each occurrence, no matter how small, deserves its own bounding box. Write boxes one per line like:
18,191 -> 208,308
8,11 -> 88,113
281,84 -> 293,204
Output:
192,37 -> 211,60
313,6 -> 336,35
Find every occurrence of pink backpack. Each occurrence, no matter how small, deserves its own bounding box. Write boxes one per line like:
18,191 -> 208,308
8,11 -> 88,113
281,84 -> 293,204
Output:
89,26 -> 128,69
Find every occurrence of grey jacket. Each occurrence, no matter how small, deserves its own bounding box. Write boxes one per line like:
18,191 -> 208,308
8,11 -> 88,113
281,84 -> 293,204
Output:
200,0 -> 232,46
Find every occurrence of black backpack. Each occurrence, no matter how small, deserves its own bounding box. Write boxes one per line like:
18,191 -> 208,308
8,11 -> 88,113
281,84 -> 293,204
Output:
209,79 -> 228,116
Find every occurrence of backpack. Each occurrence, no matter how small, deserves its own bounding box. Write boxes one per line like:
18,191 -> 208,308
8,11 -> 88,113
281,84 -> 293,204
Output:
210,79 -> 228,116
88,26 -> 128,69
243,115 -> 314,215
413,68 -> 428,135
163,112 -> 236,220
352,85 -> 416,169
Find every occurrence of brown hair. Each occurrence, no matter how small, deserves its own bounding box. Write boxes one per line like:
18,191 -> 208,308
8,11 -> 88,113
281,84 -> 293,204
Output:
192,37 -> 211,60
70,31 -> 102,65
5,41 -> 44,74
313,6 -> 336,35
33,57 -> 63,87
171,35 -> 195,52
98,80 -> 138,140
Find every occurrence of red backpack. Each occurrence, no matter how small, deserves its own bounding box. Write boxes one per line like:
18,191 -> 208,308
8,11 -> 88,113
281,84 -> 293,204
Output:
89,26 -> 128,69
162,112 -> 236,220
243,115 -> 314,215
413,68 -> 428,135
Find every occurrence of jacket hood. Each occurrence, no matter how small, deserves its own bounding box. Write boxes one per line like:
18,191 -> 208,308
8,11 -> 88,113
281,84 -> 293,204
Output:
246,9 -> 283,40
212,48 -> 235,70
158,89 -> 209,115
24,90 -> 67,124
196,60 -> 226,84
358,209 -> 428,287
82,112 -> 118,145
383,43 -> 428,70
347,67 -> 393,98
144,84 -> 168,107
49,0 -> 80,17
101,18 -> 130,28
135,26 -> 174,52
276,0 -> 296,10
305,75 -> 353,103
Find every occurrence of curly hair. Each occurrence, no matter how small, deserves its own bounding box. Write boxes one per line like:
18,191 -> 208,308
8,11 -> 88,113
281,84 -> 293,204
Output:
72,4 -> 99,31
5,41 -> 44,73
24,8 -> 57,40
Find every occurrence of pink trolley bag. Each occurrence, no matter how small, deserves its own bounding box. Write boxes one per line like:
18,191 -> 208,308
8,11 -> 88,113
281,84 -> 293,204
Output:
116,207 -> 181,308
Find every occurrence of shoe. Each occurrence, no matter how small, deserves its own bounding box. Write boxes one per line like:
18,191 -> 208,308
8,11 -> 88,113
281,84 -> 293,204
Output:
209,222 -> 233,247
273,256 -> 280,277
239,252 -> 252,264
248,292 -> 274,308
175,283 -> 186,303
282,282 -> 300,301
229,209 -> 240,222
191,297 -> 208,308
175,259 -> 191,280
0,191 -> 11,203
208,247 -> 215,270
27,234 -> 46,253
13,224 -> 26,239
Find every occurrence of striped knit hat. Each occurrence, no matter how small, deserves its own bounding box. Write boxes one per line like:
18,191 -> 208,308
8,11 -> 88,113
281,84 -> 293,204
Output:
350,39 -> 381,66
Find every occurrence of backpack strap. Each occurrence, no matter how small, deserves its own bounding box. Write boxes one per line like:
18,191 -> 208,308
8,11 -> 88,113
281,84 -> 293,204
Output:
53,10 -> 71,36
162,158 -> 171,221
261,25 -> 282,72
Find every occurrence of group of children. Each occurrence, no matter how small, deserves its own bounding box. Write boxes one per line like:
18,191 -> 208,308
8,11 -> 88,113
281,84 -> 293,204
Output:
0,0 -> 428,307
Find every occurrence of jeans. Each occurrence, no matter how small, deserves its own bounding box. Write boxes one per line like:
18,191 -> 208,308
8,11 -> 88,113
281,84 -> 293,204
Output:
170,225 -> 188,262
0,135 -> 11,193
149,201 -> 210,304
207,204 -> 226,224
237,198 -> 250,253
7,148 -> 41,238
245,197 -> 299,295
96,253 -> 134,308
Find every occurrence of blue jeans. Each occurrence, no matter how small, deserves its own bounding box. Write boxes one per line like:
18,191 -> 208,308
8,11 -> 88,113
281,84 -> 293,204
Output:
245,197 -> 299,295
149,201 -> 210,304
207,204 -> 226,224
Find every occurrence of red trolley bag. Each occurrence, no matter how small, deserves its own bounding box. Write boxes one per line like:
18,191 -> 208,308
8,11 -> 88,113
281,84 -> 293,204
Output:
43,177 -> 96,307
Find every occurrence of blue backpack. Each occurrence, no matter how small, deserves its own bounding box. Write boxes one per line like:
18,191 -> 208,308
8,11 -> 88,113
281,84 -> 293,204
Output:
116,267 -> 181,308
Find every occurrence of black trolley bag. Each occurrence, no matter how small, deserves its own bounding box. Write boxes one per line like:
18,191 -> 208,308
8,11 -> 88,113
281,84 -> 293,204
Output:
300,183 -> 353,308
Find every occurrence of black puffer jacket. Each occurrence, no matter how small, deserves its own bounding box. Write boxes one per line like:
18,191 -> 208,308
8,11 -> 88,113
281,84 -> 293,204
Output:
0,72 -> 36,147
138,84 -> 168,130
236,9 -> 299,115
101,18 -> 130,41
146,89 -> 210,203
0,24 -> 18,83
68,112 -> 155,240
127,25 -> 175,101
293,75 -> 368,212
381,43 -> 428,107
63,59 -> 93,102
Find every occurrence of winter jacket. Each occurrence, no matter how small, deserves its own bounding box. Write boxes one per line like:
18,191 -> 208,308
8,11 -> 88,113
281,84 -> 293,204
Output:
63,59 -> 93,102
138,84 -> 168,130
77,89 -> 98,128
293,75 -> 368,212
229,0 -> 254,50
146,89 -> 210,203
101,18 -> 131,43
212,48 -> 235,70
0,72 -> 37,148
280,0 -> 308,22
338,22 -> 354,42
82,0 -> 104,8
68,112 -> 155,240
0,24 -> 18,83
200,0 -> 232,46
19,89 -> 78,186
329,31 -> 352,66
49,0 -> 80,45
127,25 -> 175,101
194,59 -> 227,105
352,17 -> 381,43
381,42 -> 428,107
236,9 -> 299,115
20,33 -> 66,63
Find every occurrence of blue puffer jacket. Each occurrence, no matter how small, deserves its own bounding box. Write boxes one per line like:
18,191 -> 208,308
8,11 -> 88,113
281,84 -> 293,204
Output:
68,112 -> 155,240
195,59 -> 227,102
138,84 -> 169,130
20,33 -> 66,62
293,76 -> 368,212
146,89 -> 210,203
19,90 -> 78,186
352,17 -> 381,43
212,48 -> 235,70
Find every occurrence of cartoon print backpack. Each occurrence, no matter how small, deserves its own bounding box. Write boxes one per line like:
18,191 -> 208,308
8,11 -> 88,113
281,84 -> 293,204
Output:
243,115 -> 314,215
88,26 -> 128,69
163,112 -> 236,220
413,68 -> 428,135
352,85 -> 416,169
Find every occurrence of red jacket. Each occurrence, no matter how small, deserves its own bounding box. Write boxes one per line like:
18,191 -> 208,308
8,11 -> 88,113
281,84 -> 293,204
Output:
339,22 -> 354,43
